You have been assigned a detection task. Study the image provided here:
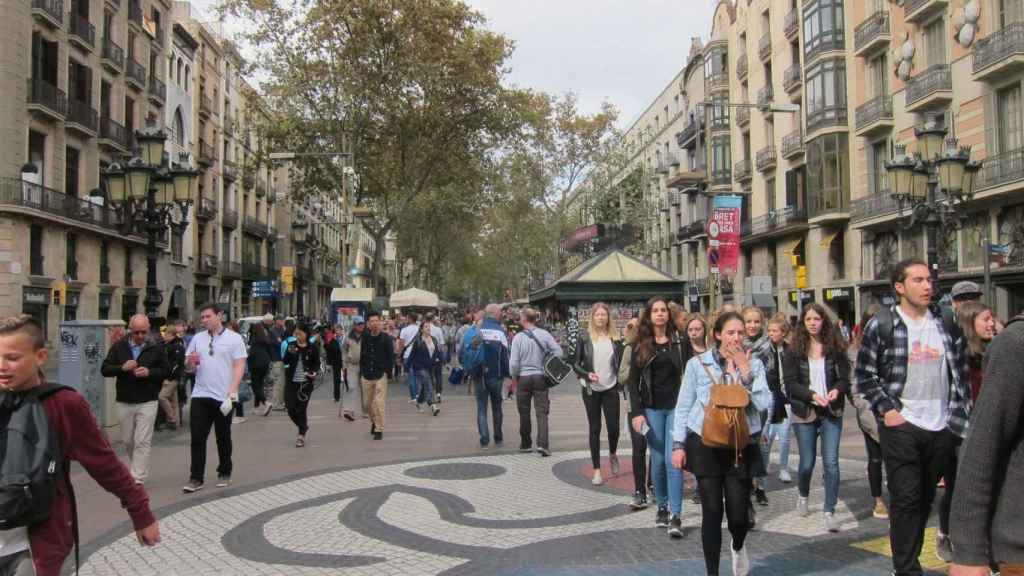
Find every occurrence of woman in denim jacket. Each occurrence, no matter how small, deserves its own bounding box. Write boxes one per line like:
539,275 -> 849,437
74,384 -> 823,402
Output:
671,311 -> 771,576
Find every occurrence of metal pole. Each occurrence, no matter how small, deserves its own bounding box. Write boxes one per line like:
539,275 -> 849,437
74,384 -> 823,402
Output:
703,101 -> 717,313
983,215 -> 993,310
144,181 -> 162,320
297,252 -> 305,317
925,179 -> 940,286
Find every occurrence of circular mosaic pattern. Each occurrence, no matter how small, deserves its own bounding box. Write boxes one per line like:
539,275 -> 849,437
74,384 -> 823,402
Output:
404,462 -> 507,480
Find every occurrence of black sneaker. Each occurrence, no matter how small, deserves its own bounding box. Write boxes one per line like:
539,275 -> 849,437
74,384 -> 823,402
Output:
182,479 -> 203,493
655,507 -> 670,527
755,487 -> 769,506
373,431 -> 383,440
691,490 -> 702,505
668,515 -> 683,539
748,500 -> 757,530
630,491 -> 648,510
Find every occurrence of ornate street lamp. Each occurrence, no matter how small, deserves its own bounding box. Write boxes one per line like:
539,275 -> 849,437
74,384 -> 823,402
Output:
886,114 -> 981,285
292,214 -> 308,316
100,127 -> 198,319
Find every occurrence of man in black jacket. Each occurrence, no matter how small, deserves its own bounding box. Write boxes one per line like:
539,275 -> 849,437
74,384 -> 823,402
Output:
359,312 -> 394,440
101,314 -> 169,484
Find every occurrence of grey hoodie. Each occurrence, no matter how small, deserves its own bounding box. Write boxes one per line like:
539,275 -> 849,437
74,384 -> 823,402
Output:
510,327 -> 563,378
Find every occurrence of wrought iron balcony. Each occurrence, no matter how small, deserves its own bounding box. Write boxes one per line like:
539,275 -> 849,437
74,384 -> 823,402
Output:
783,65 -> 802,93
196,254 -> 218,275
784,9 -> 798,40
98,116 -> 129,151
978,146 -> 1024,190
854,10 -> 891,57
855,94 -> 894,136
904,0 -> 948,25
221,260 -> 242,279
66,98 -> 98,135
0,177 -> 124,233
199,94 -> 213,117
746,205 -> 808,238
711,167 -> 732,187
736,106 -> 751,127
759,33 -> 771,61
677,117 -> 702,148
973,21 -> 1024,81
781,130 -> 804,159
68,12 -> 94,51
148,75 -> 165,105
850,191 -> 901,224
678,219 -> 707,242
31,0 -> 63,28
243,215 -> 268,237
25,78 -> 67,120
101,37 -> 124,73
737,53 -> 749,81
905,64 -> 952,111
126,59 -> 146,91
807,104 -> 848,134
222,159 -> 237,182
221,207 -> 238,229
807,186 -> 849,220
757,86 -> 774,111
198,140 -> 216,166
707,71 -> 729,92
196,196 -> 217,221
734,158 -> 752,182
756,145 -> 777,172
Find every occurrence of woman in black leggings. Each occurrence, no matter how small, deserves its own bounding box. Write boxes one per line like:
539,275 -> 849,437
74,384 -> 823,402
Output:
672,311 -> 771,576
573,302 -> 624,486
619,318 -> 648,509
282,323 -> 320,447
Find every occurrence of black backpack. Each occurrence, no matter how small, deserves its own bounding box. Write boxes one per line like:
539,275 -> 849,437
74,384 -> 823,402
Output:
0,383 -> 73,530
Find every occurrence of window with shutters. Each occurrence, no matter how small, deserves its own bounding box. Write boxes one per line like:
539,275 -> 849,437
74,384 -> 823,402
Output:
870,54 -> 888,97
1000,0 -> 1023,29
924,17 -> 946,66
68,59 -> 91,105
997,84 -> 1022,154
870,140 -> 890,195
65,147 -> 80,198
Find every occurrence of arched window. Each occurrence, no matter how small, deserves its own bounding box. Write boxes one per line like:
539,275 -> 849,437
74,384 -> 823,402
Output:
173,107 -> 185,146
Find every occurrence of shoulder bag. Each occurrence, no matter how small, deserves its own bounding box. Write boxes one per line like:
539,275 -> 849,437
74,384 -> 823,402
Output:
521,330 -> 574,388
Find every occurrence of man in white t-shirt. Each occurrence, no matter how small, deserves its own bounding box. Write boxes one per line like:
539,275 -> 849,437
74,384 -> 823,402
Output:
182,303 -> 247,494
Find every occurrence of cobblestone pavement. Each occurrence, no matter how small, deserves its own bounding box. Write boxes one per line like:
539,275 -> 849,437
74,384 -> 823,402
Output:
71,376 -> 951,575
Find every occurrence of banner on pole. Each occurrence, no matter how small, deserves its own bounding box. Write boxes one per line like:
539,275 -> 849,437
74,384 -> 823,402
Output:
708,195 -> 742,276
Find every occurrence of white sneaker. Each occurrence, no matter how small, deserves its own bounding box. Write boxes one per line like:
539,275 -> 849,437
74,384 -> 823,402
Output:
592,470 -> 603,486
730,539 -> 750,576
797,496 -> 809,516
823,511 -> 838,533
778,469 -> 792,483
232,417 -> 246,424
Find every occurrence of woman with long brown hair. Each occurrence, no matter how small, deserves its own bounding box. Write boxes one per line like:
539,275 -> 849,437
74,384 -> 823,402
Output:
626,297 -> 694,539
784,302 -> 850,532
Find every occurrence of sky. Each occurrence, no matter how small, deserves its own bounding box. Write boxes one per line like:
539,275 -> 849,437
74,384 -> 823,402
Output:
187,0 -> 716,129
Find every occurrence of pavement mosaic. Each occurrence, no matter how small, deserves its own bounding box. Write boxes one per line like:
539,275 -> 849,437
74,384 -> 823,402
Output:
75,447 -> 952,576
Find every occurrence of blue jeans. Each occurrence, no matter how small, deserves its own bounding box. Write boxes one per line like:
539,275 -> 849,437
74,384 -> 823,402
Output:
475,377 -> 503,446
793,413 -> 843,513
760,405 -> 793,479
406,368 -> 418,400
644,408 -> 683,516
415,368 -> 437,405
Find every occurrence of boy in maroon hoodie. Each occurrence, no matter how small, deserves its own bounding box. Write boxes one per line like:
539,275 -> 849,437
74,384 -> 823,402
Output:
0,315 -> 160,576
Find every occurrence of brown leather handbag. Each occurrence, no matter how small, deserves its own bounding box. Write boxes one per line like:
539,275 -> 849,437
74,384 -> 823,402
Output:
699,361 -> 751,464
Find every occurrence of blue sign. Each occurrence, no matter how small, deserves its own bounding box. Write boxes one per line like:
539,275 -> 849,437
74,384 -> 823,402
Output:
252,280 -> 277,298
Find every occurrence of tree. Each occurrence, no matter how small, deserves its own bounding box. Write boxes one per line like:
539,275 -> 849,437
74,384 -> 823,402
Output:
219,0 -> 530,289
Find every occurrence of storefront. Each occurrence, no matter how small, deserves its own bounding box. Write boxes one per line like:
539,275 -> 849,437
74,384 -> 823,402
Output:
822,286 -> 855,330
786,289 -> 815,324
22,287 -> 50,340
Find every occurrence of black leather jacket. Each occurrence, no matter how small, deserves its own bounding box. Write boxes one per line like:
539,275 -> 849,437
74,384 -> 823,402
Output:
572,336 -> 624,387
783,348 -> 851,419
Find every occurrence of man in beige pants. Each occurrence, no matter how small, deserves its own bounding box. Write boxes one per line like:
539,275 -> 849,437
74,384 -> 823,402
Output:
100,314 -> 170,484
358,312 -> 393,440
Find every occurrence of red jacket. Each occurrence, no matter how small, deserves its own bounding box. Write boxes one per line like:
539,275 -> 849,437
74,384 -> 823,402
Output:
30,387 -> 156,576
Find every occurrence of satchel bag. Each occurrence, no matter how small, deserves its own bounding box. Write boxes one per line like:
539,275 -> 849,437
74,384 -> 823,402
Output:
521,330 -> 574,388
699,361 -> 751,465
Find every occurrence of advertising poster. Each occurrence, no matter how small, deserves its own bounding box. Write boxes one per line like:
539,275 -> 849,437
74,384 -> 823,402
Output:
708,195 -> 742,276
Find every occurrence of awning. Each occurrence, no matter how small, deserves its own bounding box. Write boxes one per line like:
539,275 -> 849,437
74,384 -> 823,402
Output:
819,229 -> 840,249
782,237 -> 803,257
329,287 -> 374,303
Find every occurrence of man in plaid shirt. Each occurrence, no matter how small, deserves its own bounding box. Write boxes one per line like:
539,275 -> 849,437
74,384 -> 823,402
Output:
855,258 -> 970,576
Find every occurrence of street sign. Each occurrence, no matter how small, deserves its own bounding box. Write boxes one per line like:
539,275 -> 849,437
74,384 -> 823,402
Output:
252,280 -> 276,299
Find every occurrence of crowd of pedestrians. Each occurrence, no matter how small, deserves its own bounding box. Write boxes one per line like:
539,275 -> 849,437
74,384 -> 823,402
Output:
5,256 -> 1024,575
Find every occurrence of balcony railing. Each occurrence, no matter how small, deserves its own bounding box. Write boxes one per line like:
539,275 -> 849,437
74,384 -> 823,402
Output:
199,94 -> 213,116
677,117 -> 702,148
68,12 -> 95,49
196,254 -> 218,275
807,186 -> 849,219
222,260 -> 242,278
748,205 -> 808,237
678,219 -> 707,242
221,207 -> 238,229
198,140 -> 216,165
0,177 -> 123,232
905,64 -> 952,107
26,78 -> 67,118
757,86 -> 774,111
781,130 -> 804,158
66,98 -> 98,133
855,94 -> 894,131
851,191 -> 901,223
855,10 -> 890,55
784,9 -> 798,39
783,65 -> 802,92
196,196 -> 217,220
759,33 -> 771,61
707,71 -> 729,91
148,75 -> 165,103
244,215 -> 268,237
736,106 -> 750,126
905,0 -> 948,23
32,0 -> 63,26
711,167 -> 732,186
807,104 -> 848,133
734,158 -> 752,181
101,37 -> 124,71
242,261 -> 265,280
974,22 -> 1024,75
126,59 -> 146,90
99,116 -> 129,150
756,145 -> 777,171
737,53 -> 749,80
222,159 -> 237,181
979,146 -> 1024,189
